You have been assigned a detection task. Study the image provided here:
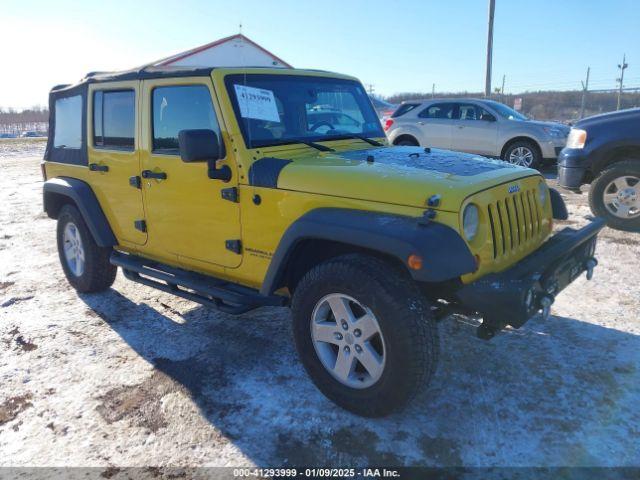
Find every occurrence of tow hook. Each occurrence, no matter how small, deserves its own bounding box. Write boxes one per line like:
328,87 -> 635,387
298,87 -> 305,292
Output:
540,295 -> 554,321
585,258 -> 597,280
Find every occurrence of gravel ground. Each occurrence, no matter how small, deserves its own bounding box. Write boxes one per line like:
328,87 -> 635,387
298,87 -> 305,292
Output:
1,151 -> 639,468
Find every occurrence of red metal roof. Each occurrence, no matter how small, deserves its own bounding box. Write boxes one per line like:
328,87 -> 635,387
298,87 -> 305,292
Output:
156,34 -> 293,68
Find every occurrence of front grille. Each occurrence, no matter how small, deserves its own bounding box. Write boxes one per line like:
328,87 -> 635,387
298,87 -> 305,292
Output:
486,188 -> 543,259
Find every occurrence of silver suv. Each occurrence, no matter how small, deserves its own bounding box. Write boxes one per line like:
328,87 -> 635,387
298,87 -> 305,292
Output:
384,99 -> 569,169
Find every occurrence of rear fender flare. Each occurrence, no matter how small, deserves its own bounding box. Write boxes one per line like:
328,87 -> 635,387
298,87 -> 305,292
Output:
43,177 -> 117,247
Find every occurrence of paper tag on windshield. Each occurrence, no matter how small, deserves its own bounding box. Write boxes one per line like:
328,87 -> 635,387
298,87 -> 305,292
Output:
234,85 -> 280,122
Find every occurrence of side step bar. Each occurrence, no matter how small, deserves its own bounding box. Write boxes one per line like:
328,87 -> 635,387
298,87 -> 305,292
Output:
110,251 -> 286,315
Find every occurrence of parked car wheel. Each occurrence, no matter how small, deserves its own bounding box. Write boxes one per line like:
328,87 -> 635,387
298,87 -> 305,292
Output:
588,160 -> 640,232
291,254 -> 439,417
56,204 -> 117,292
503,140 -> 541,169
394,135 -> 419,147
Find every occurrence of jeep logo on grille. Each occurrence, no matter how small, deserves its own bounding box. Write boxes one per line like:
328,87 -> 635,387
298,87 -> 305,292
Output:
508,184 -> 521,194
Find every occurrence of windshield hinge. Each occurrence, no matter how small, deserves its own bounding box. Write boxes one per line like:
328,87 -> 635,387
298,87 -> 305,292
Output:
221,187 -> 239,203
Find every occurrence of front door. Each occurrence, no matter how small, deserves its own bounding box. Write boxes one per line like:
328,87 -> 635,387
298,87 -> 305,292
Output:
450,103 -> 498,156
87,82 -> 147,246
415,102 -> 456,149
140,78 -> 241,268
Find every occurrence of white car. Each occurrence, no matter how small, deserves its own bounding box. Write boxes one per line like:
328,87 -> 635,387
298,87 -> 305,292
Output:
384,98 -> 569,169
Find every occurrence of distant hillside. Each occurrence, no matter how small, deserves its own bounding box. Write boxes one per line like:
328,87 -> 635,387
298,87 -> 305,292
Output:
385,90 -> 640,123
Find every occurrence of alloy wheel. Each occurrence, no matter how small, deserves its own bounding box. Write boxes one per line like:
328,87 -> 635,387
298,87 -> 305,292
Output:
603,175 -> 640,218
63,222 -> 85,277
310,293 -> 386,389
508,146 -> 534,167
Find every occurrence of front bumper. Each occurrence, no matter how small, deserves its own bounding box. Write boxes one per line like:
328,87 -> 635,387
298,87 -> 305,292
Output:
557,148 -> 590,189
455,218 -> 605,339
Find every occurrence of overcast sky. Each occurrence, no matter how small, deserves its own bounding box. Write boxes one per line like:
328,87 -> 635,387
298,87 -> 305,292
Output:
2,0 -> 639,110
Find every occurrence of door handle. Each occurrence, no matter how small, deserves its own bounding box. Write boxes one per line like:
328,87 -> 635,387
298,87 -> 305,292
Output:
141,170 -> 167,180
457,125 -> 465,129
418,121 -> 425,125
89,163 -> 109,172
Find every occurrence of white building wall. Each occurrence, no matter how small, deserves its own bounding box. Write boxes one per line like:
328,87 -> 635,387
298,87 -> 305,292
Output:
166,38 -> 287,67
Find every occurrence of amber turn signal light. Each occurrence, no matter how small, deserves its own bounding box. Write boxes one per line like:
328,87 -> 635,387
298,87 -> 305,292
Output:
407,254 -> 423,270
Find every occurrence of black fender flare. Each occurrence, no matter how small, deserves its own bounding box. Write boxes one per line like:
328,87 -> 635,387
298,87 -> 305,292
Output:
260,208 -> 477,295
549,188 -> 568,220
43,177 -> 117,247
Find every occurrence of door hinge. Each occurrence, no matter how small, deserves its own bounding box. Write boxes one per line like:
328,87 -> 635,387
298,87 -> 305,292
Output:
221,187 -> 239,203
225,239 -> 242,254
129,175 -> 141,189
134,220 -> 147,233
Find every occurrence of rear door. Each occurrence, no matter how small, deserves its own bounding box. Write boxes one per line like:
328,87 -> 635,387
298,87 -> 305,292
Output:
87,82 -> 147,246
139,77 -> 241,269
450,102 -> 498,155
415,102 -> 456,149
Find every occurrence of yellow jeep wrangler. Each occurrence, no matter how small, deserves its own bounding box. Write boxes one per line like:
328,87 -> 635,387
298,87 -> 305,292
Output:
42,66 -> 604,416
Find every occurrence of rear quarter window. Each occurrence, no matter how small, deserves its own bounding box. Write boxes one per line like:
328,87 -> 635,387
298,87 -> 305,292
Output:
392,103 -> 420,118
54,95 -> 82,149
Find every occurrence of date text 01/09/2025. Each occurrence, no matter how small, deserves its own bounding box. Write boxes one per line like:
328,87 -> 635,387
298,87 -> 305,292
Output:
232,467 -> 400,478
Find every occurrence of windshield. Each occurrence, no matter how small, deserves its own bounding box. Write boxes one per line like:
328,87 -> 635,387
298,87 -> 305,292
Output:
225,74 -> 384,149
485,100 -> 529,121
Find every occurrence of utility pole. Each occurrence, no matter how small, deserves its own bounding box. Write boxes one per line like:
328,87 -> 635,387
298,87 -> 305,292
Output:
366,84 -> 375,96
432,83 -> 435,98
616,54 -> 628,110
579,67 -> 590,119
500,74 -> 505,102
484,0 -> 496,97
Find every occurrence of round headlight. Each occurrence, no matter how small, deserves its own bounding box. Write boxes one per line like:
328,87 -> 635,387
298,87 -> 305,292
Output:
463,204 -> 479,241
538,182 -> 548,205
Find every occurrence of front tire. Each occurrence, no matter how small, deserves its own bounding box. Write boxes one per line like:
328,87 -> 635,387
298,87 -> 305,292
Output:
588,160 -> 640,232
291,254 -> 439,417
503,140 -> 541,169
56,204 -> 117,293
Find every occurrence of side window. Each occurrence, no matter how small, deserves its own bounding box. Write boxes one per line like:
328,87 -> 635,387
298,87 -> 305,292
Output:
93,90 -> 135,149
458,104 -> 479,120
419,103 -> 456,120
54,95 -> 82,149
478,107 -> 495,121
391,103 -> 420,118
152,85 -> 222,155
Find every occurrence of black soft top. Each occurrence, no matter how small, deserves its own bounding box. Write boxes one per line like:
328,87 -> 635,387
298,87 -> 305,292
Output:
51,65 -> 217,94
46,65 -> 218,165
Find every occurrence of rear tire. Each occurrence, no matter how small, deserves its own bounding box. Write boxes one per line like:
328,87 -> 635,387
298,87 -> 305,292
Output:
503,140 -> 542,169
291,254 -> 439,417
56,204 -> 117,293
588,160 -> 640,232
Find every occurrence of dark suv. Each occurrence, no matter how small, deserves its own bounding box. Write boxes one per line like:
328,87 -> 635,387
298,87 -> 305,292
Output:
558,108 -> 640,231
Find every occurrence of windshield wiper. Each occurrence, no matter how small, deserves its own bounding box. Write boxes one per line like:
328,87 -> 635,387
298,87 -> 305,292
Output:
299,140 -> 334,152
252,138 -> 334,152
330,134 -> 383,147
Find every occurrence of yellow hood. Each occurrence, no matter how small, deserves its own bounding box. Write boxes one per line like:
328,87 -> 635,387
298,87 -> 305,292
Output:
264,146 -> 540,212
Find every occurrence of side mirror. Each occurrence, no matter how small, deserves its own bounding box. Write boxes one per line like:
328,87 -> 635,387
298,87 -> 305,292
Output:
480,113 -> 496,122
178,129 -> 231,181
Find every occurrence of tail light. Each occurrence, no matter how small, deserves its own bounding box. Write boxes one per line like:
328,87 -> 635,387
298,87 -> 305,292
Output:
383,118 -> 394,131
